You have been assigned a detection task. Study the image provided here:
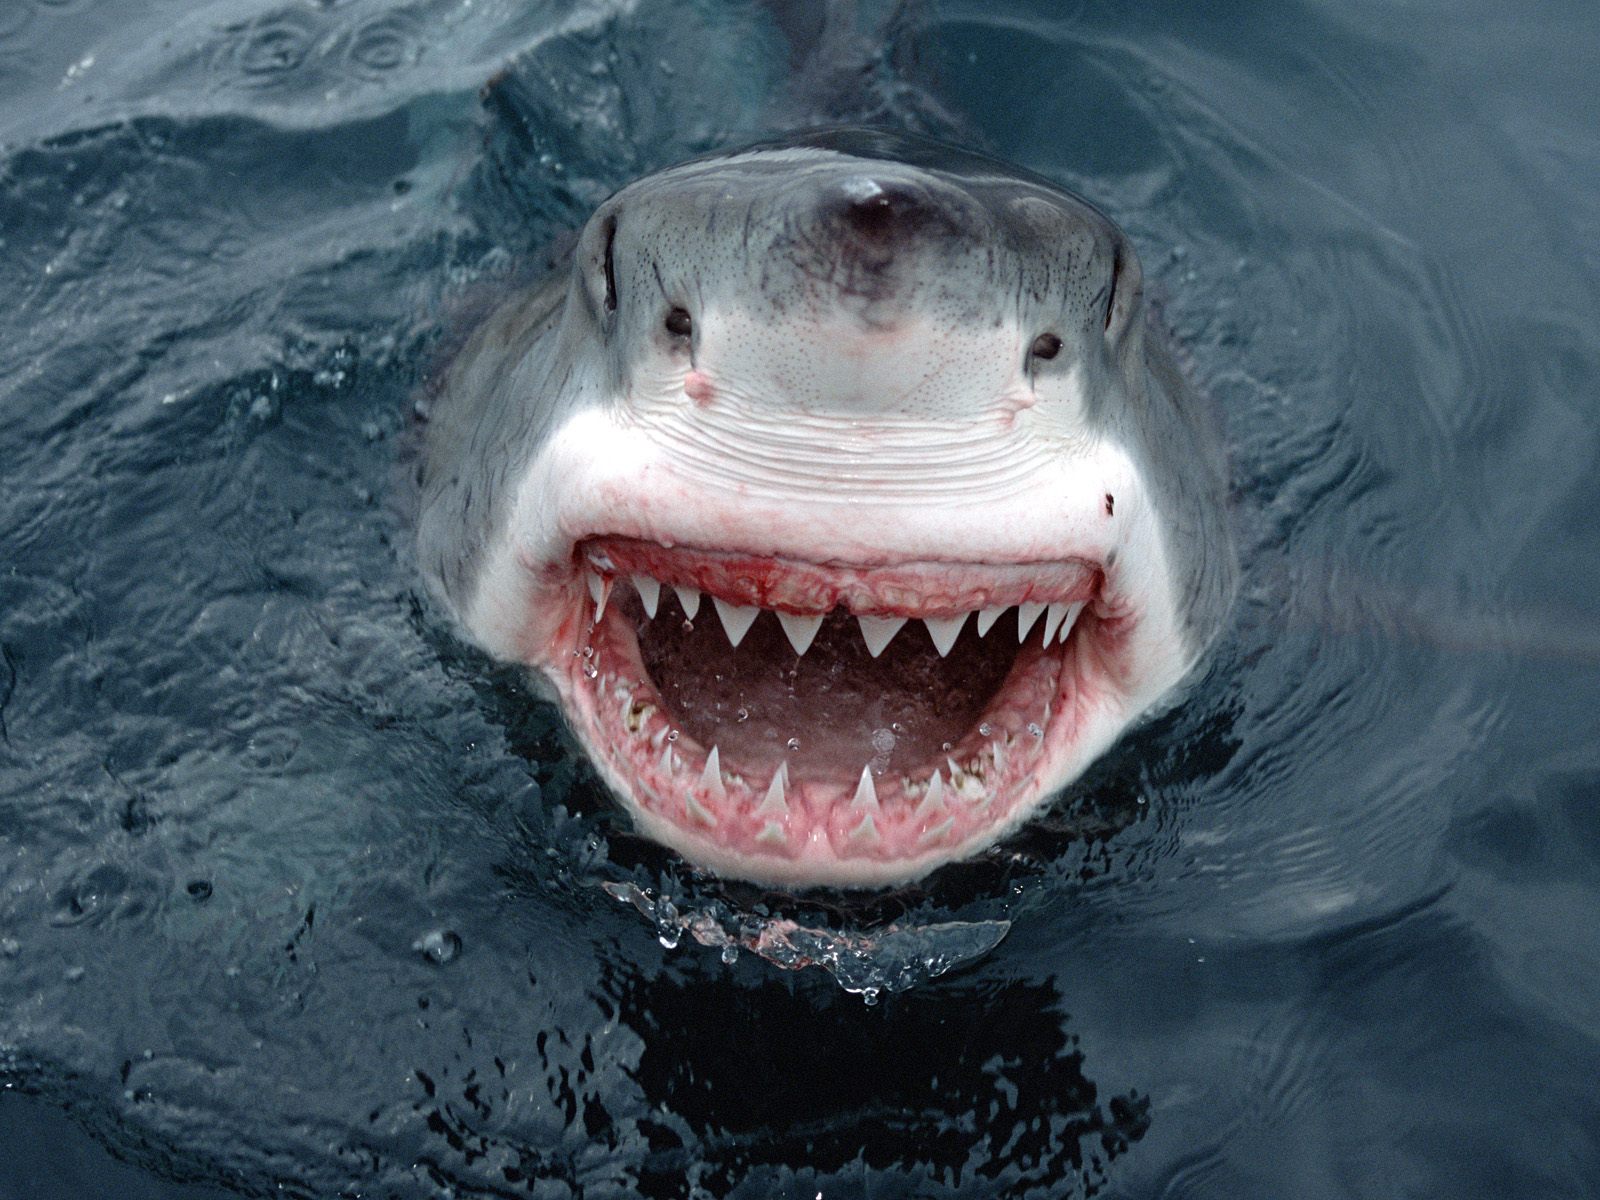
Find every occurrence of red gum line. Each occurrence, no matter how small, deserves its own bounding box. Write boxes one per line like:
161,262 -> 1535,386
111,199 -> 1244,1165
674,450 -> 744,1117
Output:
579,536 -> 1102,617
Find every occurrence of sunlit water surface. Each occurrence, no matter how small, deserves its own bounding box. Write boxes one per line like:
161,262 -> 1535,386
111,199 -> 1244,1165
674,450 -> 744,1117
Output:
2,0 -> 1599,1196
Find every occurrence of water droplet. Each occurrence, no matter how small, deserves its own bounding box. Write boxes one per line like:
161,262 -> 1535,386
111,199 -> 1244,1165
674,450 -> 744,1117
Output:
581,646 -> 594,658
978,722 -> 992,737
413,929 -> 463,965
861,987 -> 880,1006
736,707 -> 749,722
941,741 -> 953,752
720,944 -> 739,964
582,663 -> 598,679
786,737 -> 801,751
890,722 -> 904,733
1027,722 -> 1043,739
666,729 -> 679,742
681,619 -> 694,632
658,930 -> 680,950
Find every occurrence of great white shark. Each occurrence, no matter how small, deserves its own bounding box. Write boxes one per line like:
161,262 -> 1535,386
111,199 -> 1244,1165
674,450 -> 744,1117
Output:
417,128 -> 1236,887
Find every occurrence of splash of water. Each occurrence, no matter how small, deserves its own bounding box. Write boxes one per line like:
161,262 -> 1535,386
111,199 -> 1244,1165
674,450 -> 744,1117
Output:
602,881 -> 1010,999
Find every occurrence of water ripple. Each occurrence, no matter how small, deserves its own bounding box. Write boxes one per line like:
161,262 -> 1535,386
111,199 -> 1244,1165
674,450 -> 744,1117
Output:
210,7 -> 325,93
342,12 -> 424,81
0,6 -> 33,41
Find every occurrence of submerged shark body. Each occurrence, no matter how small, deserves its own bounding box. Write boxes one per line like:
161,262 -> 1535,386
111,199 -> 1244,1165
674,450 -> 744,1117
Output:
418,129 -> 1235,887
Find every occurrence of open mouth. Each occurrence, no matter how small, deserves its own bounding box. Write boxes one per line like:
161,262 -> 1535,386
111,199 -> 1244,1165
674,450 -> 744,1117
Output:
565,535 -> 1107,886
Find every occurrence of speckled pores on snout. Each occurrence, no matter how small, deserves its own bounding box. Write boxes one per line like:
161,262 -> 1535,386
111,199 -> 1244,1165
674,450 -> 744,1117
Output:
417,129 -> 1235,887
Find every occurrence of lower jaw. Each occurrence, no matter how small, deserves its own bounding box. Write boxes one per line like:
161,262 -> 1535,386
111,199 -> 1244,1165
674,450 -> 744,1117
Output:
562,599 -> 1092,888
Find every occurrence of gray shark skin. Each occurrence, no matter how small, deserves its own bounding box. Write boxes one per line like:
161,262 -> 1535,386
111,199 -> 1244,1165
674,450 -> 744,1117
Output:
418,128 -> 1235,887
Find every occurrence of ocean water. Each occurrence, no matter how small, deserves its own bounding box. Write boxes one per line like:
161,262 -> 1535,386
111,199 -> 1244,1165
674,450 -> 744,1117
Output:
3,0 -> 1599,1197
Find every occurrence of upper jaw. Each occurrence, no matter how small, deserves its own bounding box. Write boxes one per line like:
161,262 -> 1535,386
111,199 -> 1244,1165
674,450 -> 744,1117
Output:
490,442 -> 1136,665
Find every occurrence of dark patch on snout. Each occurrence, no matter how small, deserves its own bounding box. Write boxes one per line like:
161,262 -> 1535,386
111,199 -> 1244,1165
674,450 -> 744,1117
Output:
824,180 -> 956,273
833,181 -> 931,244
771,177 -> 967,321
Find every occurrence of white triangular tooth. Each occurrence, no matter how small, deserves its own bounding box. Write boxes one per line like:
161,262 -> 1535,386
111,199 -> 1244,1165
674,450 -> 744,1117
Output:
1042,602 -> 1068,645
1016,602 -> 1045,642
855,615 -> 906,657
757,762 -> 789,815
1057,600 -> 1084,643
685,792 -> 718,827
633,575 -> 660,619
914,772 -> 946,821
673,585 -> 701,620
755,820 -> 787,846
712,597 -> 760,648
659,744 -> 676,774
991,739 -> 1006,776
975,606 -> 1006,636
699,745 -> 727,801
851,765 -> 880,811
776,611 -> 825,655
922,612 -> 968,657
587,572 -> 612,622
947,756 -> 963,783
847,811 -> 879,843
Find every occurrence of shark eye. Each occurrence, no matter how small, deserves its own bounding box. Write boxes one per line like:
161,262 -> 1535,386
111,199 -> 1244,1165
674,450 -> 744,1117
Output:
664,307 -> 692,337
1031,333 -> 1062,360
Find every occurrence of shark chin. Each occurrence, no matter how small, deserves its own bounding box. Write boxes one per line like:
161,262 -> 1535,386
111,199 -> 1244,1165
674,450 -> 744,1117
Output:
416,128 -> 1236,887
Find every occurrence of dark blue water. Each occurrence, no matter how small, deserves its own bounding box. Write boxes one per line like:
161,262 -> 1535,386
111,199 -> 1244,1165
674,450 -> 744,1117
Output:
3,0 -> 1599,1196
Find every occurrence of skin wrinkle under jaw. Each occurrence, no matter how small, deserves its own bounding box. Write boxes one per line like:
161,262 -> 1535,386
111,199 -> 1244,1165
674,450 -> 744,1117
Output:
417,128 -> 1236,888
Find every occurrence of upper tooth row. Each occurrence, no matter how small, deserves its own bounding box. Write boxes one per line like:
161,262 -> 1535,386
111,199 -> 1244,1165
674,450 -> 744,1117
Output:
590,571 -> 1083,658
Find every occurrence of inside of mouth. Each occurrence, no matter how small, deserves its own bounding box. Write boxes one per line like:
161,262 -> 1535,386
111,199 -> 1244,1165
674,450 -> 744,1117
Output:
634,593 -> 1023,785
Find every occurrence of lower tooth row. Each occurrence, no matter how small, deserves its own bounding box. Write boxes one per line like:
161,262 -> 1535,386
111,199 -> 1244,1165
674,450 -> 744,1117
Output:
608,682 -> 1019,844
587,571 -> 1083,657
